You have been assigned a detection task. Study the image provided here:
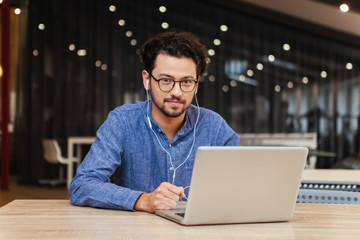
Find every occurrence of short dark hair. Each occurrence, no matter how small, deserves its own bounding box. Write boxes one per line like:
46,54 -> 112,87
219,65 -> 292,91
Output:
140,32 -> 208,77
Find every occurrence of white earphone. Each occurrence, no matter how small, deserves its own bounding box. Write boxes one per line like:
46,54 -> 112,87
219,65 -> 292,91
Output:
145,86 -> 200,185
146,80 -> 149,90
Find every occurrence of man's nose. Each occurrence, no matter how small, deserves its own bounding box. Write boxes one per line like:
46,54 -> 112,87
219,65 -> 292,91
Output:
170,82 -> 182,96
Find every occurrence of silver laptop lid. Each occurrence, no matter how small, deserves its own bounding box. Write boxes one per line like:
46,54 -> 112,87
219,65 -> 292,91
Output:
182,146 -> 308,225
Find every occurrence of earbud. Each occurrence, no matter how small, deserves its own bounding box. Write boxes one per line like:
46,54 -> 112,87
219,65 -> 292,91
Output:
146,80 -> 149,90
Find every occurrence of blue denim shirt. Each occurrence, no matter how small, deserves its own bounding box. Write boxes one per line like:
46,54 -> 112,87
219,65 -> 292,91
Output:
69,100 -> 239,210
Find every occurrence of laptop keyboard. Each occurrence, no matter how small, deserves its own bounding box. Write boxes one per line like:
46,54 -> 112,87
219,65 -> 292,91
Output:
175,212 -> 185,218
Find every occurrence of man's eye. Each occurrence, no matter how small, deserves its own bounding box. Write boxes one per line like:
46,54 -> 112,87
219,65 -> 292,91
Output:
160,79 -> 173,84
182,80 -> 194,85
182,80 -> 190,84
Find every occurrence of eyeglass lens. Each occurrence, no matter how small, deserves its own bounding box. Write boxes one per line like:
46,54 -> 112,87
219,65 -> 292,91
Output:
159,79 -> 196,92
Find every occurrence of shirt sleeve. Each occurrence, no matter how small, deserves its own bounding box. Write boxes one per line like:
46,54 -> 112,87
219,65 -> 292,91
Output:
68,110 -> 144,211
215,118 -> 240,146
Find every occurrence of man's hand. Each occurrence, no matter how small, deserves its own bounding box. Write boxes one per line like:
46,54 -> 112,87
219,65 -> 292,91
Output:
134,182 -> 186,213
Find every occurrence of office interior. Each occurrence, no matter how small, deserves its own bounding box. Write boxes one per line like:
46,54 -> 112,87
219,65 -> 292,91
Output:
1,0 -> 360,190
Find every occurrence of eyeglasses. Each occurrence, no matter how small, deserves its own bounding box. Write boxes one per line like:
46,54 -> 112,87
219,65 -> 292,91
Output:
149,73 -> 198,92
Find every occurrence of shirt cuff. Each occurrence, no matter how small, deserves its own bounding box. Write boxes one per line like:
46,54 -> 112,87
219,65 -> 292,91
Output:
122,190 -> 144,211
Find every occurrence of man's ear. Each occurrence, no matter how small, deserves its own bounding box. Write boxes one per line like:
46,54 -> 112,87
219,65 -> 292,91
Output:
142,70 -> 150,90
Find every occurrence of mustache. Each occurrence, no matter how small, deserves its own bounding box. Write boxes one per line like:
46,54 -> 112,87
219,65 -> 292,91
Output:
164,97 -> 186,104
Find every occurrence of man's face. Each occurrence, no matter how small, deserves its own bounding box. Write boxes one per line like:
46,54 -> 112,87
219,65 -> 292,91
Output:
147,53 -> 198,119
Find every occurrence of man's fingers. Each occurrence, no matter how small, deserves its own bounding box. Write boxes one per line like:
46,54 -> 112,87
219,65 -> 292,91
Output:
155,203 -> 173,210
180,191 -> 186,198
167,185 -> 185,197
174,186 -> 186,199
151,183 -> 188,210
153,193 -> 179,209
154,198 -> 177,209
178,187 -> 186,198
135,183 -> 187,212
157,182 -> 185,200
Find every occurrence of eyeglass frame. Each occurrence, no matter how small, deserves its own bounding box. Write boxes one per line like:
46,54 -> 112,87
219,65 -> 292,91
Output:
148,72 -> 198,92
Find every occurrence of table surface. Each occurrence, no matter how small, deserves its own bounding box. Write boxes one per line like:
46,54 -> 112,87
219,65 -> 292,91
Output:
1,199 -> 360,240
68,136 -> 96,143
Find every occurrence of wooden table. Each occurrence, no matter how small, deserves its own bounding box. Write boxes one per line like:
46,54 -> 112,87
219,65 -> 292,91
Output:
67,136 -> 96,187
1,200 -> 360,239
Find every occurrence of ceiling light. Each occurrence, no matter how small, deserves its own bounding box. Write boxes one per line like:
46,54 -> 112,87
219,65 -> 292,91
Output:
161,22 -> 169,29
208,49 -> 215,56
247,69 -> 254,77
340,3 -> 349,13
109,5 -> 116,12
213,39 -> 221,46
283,43 -> 290,51
230,80 -> 237,87
68,44 -> 76,51
222,85 -> 229,92
268,55 -> 275,62
77,49 -> 87,56
239,74 -> 246,81
256,63 -> 263,70
130,39 -> 137,46
38,23 -> 45,30
275,85 -> 281,92
302,76 -> 309,84
159,6 -> 167,13
95,60 -> 102,67
209,75 -> 216,82
14,8 -> 21,15
101,64 -> 108,71
346,62 -> 353,70
287,81 -> 294,88
118,19 -> 125,26
321,71 -> 327,78
126,31 -> 133,37
220,25 -> 228,32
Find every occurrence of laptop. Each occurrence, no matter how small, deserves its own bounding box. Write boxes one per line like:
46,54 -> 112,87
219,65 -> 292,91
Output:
155,146 -> 308,225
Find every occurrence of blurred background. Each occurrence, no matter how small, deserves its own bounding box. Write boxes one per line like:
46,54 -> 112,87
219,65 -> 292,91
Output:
1,0 -> 360,185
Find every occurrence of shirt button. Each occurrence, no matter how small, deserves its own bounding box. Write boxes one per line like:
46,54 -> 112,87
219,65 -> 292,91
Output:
168,144 -> 172,147
170,167 -> 174,171
158,129 -> 162,133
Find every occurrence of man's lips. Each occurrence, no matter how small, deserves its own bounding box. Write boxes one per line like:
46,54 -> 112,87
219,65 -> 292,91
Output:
164,99 -> 185,106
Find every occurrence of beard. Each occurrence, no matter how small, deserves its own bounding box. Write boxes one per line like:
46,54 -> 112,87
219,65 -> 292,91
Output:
150,90 -> 193,118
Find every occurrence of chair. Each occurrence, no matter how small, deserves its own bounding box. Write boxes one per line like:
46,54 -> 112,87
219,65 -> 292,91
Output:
38,139 -> 80,187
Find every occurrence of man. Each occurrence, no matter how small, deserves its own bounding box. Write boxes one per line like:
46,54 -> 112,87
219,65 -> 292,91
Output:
69,32 -> 239,213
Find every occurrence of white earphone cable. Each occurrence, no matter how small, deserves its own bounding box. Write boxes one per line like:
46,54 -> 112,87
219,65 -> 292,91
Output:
146,88 -> 200,185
